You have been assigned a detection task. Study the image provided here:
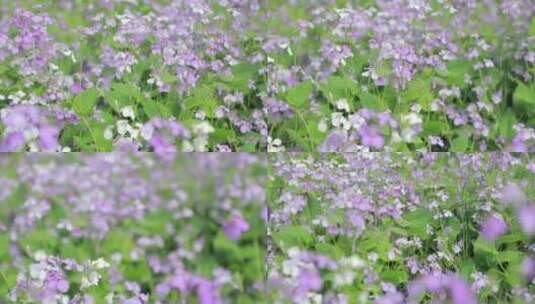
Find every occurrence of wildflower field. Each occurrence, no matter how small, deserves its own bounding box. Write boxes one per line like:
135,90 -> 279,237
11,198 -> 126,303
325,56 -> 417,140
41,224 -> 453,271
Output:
0,1 -> 533,152
0,153 -> 267,303
267,153 -> 535,303
0,1 -> 535,304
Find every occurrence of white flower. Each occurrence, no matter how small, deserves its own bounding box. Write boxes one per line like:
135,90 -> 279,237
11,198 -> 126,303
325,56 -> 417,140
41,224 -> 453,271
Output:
111,253 -> 123,263
104,125 -> 114,140
318,119 -> 328,133
120,106 -> 135,119
182,140 -> 194,152
193,121 -> 215,135
268,137 -> 285,152
331,112 -> 344,128
336,99 -> 350,112
341,256 -> 365,268
195,110 -> 206,120
334,271 -> 356,287
29,263 -> 47,281
140,124 -> 154,140
116,120 -> 129,136
92,258 -> 110,269
193,136 -> 209,152
34,250 -> 47,261
81,271 -> 101,289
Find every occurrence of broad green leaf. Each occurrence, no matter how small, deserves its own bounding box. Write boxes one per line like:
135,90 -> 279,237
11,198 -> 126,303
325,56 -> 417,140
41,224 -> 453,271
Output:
19,229 -> 58,252
403,76 -> 433,111
399,209 -> 433,239
0,233 -> 9,261
319,75 -> 359,103
360,92 -> 387,111
422,120 -> 449,136
382,269 -> 409,285
440,60 -> 471,87
315,243 -> 344,259
514,83 -> 534,105
473,236 -> 498,266
497,109 -> 517,139
184,85 -> 218,117
285,80 -> 313,109
105,83 -> 142,113
272,225 -> 313,249
101,230 -> 136,256
72,88 -> 100,116
451,134 -> 469,152
141,99 -> 161,118
213,231 -> 242,260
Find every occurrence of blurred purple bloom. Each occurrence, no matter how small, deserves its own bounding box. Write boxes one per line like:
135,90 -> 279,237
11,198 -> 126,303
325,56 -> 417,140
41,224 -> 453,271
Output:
223,212 -> 249,240
359,125 -> 384,149
319,130 -> 347,152
0,131 -> 25,151
522,256 -> 535,282
480,214 -> 508,241
518,204 -> 535,236
501,183 -> 527,205
38,125 -> 60,151
297,268 -> 322,294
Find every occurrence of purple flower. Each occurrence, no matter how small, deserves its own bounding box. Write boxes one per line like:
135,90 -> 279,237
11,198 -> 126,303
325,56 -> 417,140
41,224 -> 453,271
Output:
223,212 -> 250,240
409,273 -> 475,304
480,214 -> 508,241
0,131 -> 25,151
449,276 -> 476,304
38,125 -> 59,151
522,256 -> 535,282
297,268 -> 322,294
501,183 -> 527,205
359,125 -> 384,149
319,130 -> 347,152
517,204 -> 535,236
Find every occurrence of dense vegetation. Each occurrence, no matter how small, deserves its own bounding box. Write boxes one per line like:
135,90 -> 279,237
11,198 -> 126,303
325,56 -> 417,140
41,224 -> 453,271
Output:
0,1 -> 533,152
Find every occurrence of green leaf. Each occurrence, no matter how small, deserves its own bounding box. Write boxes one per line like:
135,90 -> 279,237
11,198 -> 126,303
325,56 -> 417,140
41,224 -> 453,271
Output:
474,236 -> 498,266
382,269 -> 409,285
315,243 -> 344,259
226,63 -> 257,90
272,225 -> 313,249
319,76 -> 359,103
403,76 -> 433,111
72,88 -> 100,116
19,229 -> 58,252
422,120 -> 449,136
459,258 -> 476,281
285,80 -> 313,109
101,230 -> 136,256
210,128 -> 237,144
104,83 -> 142,113
120,260 -> 152,282
497,109 -> 517,139
141,99 -> 161,118
90,122 -> 113,151
399,209 -> 433,239
514,83 -> 535,105
184,85 -> 219,117
360,92 -> 387,111
213,231 -> 242,260
359,230 -> 392,258
451,134 -> 469,152
0,233 -> 9,261
440,60 -> 471,87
